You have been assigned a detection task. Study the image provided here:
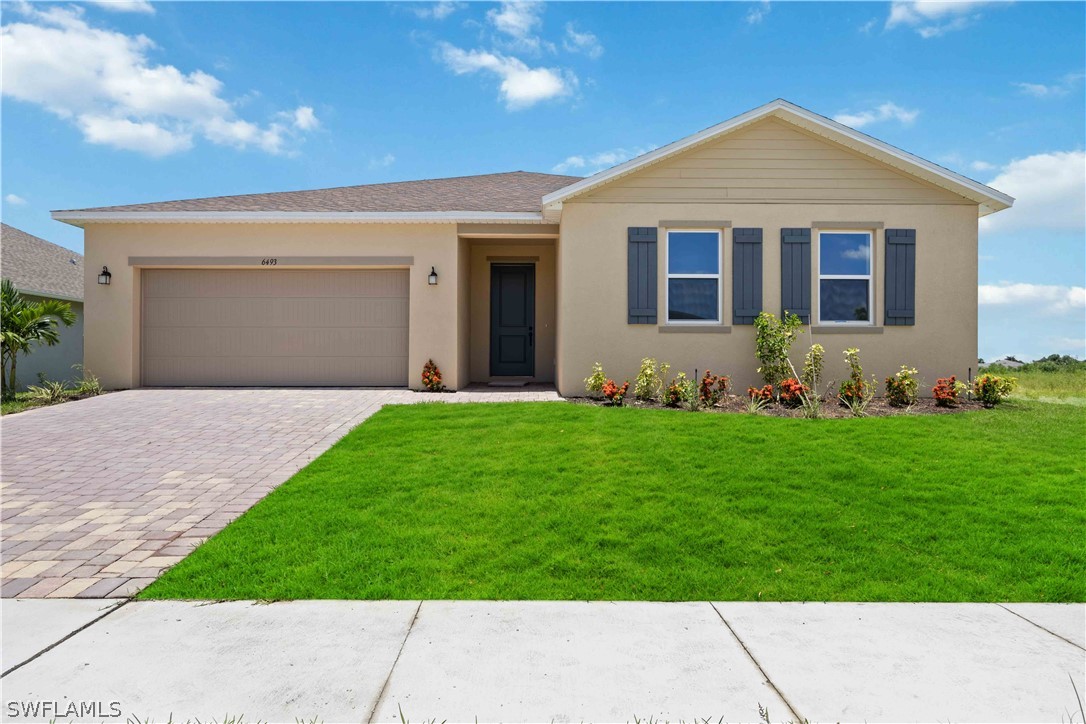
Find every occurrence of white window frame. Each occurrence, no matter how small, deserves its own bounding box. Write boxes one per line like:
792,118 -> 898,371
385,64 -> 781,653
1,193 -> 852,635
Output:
817,230 -> 874,325
665,229 -> 722,324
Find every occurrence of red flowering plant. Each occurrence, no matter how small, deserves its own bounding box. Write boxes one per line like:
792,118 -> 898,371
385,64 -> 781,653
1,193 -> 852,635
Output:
747,384 -> 773,401
778,377 -> 810,407
421,359 -> 445,391
932,376 -> 962,407
601,378 -> 630,406
698,370 -> 730,407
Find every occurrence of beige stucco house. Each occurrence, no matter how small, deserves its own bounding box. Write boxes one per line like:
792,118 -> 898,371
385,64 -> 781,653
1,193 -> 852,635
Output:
53,100 -> 1013,396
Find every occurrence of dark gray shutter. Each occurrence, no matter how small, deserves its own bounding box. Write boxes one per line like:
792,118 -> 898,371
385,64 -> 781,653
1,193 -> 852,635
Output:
732,228 -> 763,324
885,228 -> 916,326
780,228 -> 811,323
627,227 -> 657,324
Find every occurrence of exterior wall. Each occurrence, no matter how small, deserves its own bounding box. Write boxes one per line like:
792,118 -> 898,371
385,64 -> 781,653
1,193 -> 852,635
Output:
16,296 -> 84,389
467,241 -> 557,383
82,223 -> 461,390
578,118 -> 968,206
555,201 -> 979,396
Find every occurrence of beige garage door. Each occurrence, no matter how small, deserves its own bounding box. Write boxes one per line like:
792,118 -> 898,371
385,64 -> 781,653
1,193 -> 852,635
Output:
142,269 -> 409,387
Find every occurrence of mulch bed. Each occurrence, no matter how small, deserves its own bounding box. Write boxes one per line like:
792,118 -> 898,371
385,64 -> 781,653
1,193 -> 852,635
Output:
572,394 -> 987,417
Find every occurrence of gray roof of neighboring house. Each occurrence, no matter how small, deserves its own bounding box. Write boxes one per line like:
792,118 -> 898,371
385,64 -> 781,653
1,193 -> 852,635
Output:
989,357 -> 1025,368
0,223 -> 84,301
56,171 -> 584,214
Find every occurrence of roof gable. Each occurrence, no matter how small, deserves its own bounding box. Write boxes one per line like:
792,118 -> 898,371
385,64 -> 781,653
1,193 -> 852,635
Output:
542,100 -> 1014,217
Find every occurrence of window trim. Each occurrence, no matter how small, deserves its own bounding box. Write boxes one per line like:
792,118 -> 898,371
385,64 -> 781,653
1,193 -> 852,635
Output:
665,229 -> 723,325
817,229 -> 874,325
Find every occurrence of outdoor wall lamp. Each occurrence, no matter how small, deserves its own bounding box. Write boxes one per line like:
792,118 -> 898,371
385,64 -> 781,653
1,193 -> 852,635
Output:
428,266 -> 438,286
97,266 -> 112,285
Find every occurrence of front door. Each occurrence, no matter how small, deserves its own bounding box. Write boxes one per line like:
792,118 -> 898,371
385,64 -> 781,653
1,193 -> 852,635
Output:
490,264 -> 535,377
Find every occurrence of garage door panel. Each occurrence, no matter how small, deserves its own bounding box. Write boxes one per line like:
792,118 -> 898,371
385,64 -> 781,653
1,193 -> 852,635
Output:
142,269 -> 409,387
143,269 -> 409,299
143,297 -> 409,328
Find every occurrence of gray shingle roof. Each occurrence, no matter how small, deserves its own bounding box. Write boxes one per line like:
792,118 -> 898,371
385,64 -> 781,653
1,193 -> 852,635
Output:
58,171 -> 584,214
0,223 -> 84,301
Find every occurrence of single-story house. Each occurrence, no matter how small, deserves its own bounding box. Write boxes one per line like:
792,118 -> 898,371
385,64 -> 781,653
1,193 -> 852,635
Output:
52,99 -> 1013,396
0,223 -> 85,388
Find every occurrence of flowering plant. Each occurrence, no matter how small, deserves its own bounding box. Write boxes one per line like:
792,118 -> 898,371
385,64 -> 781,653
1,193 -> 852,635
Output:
973,374 -> 1017,407
601,378 -> 630,406
778,377 -> 810,407
884,365 -> 920,407
838,348 -> 874,406
747,384 -> 773,402
634,358 -> 670,402
932,376 -> 966,407
584,362 -> 607,397
698,370 -> 729,407
421,359 -> 445,391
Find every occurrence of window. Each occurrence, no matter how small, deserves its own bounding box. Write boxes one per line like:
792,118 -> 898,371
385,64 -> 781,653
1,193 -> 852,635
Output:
818,231 -> 872,324
667,230 -> 721,323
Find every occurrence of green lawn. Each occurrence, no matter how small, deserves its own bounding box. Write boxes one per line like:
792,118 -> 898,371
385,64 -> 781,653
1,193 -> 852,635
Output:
141,401 -> 1086,602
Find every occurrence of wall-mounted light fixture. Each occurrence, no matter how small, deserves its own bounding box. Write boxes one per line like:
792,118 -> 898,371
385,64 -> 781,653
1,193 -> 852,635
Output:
97,266 -> 112,285
428,266 -> 438,286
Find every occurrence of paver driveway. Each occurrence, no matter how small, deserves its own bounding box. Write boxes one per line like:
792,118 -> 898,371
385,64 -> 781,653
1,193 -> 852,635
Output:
1,387 -> 559,599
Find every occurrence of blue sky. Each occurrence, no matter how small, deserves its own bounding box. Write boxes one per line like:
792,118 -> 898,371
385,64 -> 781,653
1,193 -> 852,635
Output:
2,0 -> 1083,360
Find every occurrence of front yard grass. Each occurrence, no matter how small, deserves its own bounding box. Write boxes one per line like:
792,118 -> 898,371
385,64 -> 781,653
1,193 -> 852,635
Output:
141,401 -> 1086,602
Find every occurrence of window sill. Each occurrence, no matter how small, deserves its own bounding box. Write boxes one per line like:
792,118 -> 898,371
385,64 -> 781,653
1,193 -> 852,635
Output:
658,324 -> 732,334
811,326 -> 884,335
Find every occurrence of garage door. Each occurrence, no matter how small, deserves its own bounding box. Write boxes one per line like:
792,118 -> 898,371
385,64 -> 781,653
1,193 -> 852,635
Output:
141,269 -> 409,387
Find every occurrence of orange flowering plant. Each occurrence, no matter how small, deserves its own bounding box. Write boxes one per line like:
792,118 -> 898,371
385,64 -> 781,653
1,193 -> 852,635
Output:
747,384 -> 773,401
698,370 -> 730,407
421,359 -> 445,391
932,376 -> 965,407
601,378 -> 630,406
778,377 -> 810,407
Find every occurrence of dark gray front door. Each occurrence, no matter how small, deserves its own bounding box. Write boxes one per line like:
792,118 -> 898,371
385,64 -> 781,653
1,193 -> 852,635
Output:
490,264 -> 535,377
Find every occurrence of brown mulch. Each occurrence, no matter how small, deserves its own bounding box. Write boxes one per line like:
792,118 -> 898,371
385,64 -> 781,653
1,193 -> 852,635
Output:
572,394 -> 987,417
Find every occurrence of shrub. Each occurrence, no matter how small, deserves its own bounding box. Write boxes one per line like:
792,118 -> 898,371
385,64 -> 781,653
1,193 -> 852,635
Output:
801,344 -> 825,392
698,369 -> 729,407
754,311 -> 803,390
421,360 -> 445,391
838,348 -> 875,405
665,372 -> 699,410
634,358 -> 670,402
747,384 -> 773,402
584,362 -> 606,397
26,379 -> 69,405
884,365 -> 920,407
932,376 -> 967,407
778,377 -> 810,407
974,374 -> 1017,407
601,378 -> 630,406
71,364 -> 103,397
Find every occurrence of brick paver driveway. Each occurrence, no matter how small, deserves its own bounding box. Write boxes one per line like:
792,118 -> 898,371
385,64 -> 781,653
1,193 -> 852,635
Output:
1,387 -> 558,599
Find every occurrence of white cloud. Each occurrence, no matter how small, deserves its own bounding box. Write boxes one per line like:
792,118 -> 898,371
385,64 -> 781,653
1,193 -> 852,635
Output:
552,145 -> 657,175
368,153 -> 395,169
842,244 -> 870,261
436,42 -> 574,110
833,102 -> 919,129
970,160 -> 996,172
4,194 -> 28,206
87,0 -> 155,14
979,283 -> 1086,314
487,1 -> 543,42
885,1 -> 995,37
289,106 -> 319,131
1013,73 -> 1085,99
410,2 -> 465,20
980,151 -> 1086,233
859,18 -> 877,34
563,23 -> 602,59
0,3 -> 318,156
746,0 -> 771,25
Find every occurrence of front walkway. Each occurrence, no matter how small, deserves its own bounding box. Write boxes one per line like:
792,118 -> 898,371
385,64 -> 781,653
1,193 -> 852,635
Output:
0,387 -> 560,599
1,600 -> 1082,722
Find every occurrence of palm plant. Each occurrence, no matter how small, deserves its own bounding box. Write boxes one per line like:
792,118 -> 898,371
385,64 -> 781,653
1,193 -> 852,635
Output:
1,278 -> 77,396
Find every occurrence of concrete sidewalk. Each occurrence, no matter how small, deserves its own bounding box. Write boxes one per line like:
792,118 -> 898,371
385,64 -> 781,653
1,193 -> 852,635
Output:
1,600 -> 1083,723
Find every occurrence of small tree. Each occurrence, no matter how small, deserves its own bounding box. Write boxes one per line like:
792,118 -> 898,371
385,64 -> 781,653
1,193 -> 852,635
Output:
1,279 -> 76,396
753,311 -> 803,391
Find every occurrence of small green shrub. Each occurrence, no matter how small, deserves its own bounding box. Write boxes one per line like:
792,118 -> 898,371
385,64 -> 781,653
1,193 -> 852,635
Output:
884,365 -> 920,407
71,364 -> 103,397
801,343 -> 824,392
584,362 -> 606,397
664,372 -> 699,410
754,311 -> 803,389
974,374 -> 1017,407
26,379 -> 69,405
838,348 -> 875,406
634,358 -> 670,402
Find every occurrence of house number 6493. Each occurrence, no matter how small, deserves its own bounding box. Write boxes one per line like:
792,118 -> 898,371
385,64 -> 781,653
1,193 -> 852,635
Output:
261,258 -> 278,266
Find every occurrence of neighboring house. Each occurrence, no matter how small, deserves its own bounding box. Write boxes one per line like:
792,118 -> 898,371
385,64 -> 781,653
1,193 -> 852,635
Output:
52,100 -> 1013,395
989,357 -> 1026,369
0,223 -> 85,388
